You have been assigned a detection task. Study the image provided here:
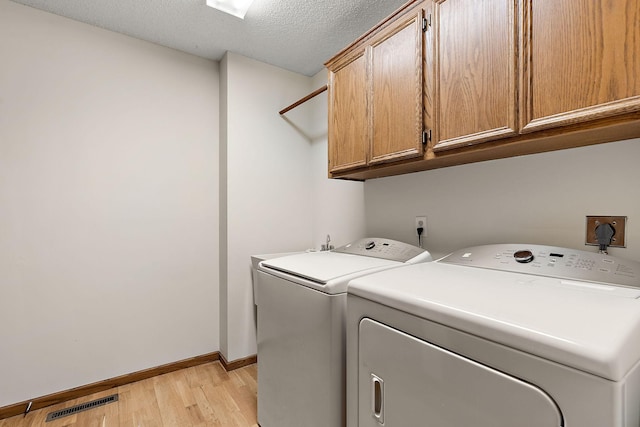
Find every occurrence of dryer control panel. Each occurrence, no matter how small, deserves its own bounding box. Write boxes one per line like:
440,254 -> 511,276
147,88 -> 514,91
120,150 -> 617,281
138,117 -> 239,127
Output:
440,244 -> 640,288
334,238 -> 431,264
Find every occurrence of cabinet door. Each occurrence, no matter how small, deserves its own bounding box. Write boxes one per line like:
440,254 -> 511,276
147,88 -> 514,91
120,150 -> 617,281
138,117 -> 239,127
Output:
433,0 -> 518,152
369,11 -> 425,165
520,0 -> 640,133
328,51 -> 369,173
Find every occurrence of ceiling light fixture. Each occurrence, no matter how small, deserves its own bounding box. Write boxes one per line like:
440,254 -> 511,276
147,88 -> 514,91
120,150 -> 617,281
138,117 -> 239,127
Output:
206,0 -> 256,19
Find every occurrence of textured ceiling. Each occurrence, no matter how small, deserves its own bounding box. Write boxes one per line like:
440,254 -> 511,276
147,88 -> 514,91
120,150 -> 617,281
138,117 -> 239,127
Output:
10,0 -> 409,76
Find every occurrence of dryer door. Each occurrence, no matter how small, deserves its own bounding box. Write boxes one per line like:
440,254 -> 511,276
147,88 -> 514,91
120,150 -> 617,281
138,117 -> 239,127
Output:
358,319 -> 563,427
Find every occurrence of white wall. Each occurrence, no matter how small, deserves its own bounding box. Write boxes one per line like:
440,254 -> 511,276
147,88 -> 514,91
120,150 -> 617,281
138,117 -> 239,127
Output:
220,53 -> 314,361
0,0 -> 370,406
365,138 -> 640,261
0,0 -> 220,407
308,72 -> 366,249
219,58 -> 366,361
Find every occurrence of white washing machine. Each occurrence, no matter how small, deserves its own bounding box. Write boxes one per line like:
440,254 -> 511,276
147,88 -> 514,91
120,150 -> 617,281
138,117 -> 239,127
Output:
256,238 -> 432,427
346,244 -> 640,427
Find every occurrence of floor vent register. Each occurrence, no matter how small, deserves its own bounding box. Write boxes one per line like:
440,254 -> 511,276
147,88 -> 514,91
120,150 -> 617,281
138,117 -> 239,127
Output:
45,394 -> 119,422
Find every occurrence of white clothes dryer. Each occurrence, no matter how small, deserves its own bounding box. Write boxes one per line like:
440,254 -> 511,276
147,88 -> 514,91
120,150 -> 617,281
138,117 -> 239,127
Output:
255,238 -> 432,427
346,244 -> 640,427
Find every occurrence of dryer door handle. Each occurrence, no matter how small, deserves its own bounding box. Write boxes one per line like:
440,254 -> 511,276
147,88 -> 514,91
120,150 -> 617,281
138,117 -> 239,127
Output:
371,373 -> 384,424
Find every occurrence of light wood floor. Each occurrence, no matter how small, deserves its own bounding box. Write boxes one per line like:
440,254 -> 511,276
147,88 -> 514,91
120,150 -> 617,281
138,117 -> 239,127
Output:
0,362 -> 258,427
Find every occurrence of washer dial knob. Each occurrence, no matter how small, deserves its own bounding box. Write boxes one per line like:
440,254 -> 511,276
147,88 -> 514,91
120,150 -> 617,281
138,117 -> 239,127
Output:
365,241 -> 376,250
514,250 -> 534,263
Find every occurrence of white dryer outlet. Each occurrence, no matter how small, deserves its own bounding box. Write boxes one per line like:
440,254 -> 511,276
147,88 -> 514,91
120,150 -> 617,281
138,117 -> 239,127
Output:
415,216 -> 427,236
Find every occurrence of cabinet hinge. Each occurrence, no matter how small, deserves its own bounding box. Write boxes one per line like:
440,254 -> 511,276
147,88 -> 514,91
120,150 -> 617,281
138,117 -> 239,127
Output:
422,129 -> 431,145
422,14 -> 432,32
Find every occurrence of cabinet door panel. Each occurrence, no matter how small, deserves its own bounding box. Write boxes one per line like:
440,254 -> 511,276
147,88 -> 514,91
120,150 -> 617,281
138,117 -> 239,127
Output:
434,0 -> 518,151
370,12 -> 424,165
521,0 -> 640,132
328,51 -> 368,173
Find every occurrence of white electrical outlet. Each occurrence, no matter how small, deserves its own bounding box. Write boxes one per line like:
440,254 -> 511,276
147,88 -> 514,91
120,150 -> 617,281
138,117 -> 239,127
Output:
415,216 -> 427,236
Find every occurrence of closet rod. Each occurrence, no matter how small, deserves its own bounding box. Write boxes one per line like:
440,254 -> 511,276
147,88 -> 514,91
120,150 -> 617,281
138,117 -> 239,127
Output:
279,85 -> 328,115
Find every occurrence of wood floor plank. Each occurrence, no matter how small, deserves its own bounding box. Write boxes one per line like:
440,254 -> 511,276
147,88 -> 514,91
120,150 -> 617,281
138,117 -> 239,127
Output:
154,373 -> 202,426
0,362 -> 257,427
190,385 -> 218,425
117,377 -> 163,427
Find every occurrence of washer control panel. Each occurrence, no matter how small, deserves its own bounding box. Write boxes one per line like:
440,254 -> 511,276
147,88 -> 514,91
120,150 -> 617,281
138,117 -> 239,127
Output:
334,238 -> 431,263
440,244 -> 640,288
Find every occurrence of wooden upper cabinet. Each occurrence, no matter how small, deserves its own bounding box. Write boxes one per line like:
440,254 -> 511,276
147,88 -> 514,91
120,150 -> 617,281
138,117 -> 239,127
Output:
369,11 -> 425,165
328,50 -> 368,173
433,0 -> 518,152
327,3 -> 426,174
520,0 -> 640,133
326,0 -> 640,180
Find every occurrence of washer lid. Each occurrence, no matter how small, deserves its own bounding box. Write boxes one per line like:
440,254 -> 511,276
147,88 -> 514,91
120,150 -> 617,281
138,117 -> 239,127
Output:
348,261 -> 640,381
259,251 -> 400,292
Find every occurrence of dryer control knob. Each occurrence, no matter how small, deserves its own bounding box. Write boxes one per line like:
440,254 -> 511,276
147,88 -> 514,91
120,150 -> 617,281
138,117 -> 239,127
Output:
365,241 -> 376,250
514,250 -> 534,263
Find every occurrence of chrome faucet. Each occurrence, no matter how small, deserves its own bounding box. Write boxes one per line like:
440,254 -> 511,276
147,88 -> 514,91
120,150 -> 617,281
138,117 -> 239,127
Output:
321,234 -> 334,251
